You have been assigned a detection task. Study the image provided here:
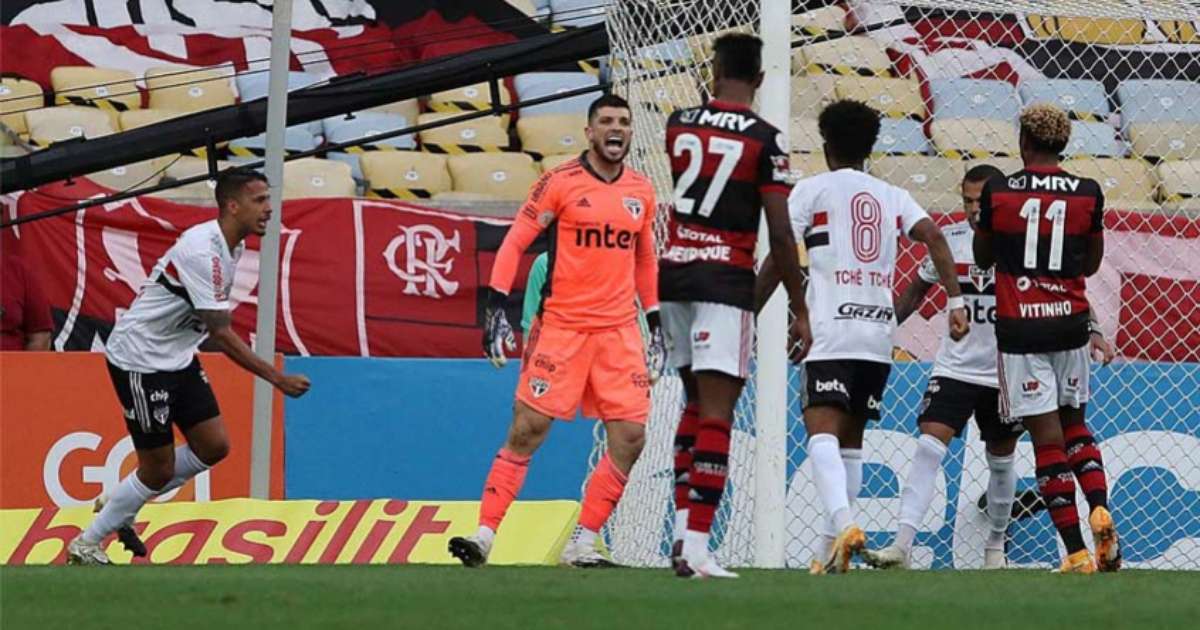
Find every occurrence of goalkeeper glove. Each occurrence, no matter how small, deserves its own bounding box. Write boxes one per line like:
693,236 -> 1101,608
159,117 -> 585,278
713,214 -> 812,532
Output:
482,288 -> 516,368
645,310 -> 667,384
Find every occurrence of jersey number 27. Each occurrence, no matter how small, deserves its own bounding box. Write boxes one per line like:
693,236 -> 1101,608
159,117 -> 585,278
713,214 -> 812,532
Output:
672,132 -> 743,217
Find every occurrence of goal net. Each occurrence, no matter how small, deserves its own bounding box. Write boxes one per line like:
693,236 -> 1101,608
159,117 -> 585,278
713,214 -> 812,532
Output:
594,0 -> 1200,570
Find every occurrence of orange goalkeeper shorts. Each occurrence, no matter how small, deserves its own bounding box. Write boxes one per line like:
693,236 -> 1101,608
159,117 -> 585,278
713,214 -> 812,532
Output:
516,318 -> 651,423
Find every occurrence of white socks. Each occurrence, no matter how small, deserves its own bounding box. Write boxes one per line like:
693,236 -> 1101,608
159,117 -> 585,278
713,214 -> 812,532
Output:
819,447 -> 864,557
682,529 -> 709,560
895,433 -> 948,552
157,444 -> 211,495
475,525 -> 496,545
985,451 -> 1016,549
673,509 -> 689,544
81,472 -> 155,545
809,433 -> 852,534
571,524 -> 598,548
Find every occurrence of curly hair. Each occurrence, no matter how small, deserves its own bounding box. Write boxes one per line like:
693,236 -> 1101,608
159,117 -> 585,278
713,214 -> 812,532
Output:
1020,103 -> 1071,154
818,100 -> 881,164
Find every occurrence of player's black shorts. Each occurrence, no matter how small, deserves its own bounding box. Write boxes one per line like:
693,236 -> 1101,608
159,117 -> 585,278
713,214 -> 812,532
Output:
917,376 -> 1023,443
803,360 -> 891,420
106,357 -> 220,450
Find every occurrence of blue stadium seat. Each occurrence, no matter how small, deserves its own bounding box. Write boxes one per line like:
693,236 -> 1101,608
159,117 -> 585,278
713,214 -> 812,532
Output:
1019,79 -> 1110,120
873,118 -> 931,155
1064,121 -> 1125,158
323,112 -> 417,180
1117,79 -> 1200,130
550,0 -> 611,27
514,72 -> 600,117
228,126 -> 320,162
237,71 -> 323,135
929,78 -> 1021,121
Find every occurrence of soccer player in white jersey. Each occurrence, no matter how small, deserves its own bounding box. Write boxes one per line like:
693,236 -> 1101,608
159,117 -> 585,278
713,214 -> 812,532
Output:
67,168 -> 311,565
760,100 -> 968,574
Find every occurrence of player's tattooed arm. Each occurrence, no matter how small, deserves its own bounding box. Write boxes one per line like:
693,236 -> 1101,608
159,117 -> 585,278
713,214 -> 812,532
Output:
894,277 -> 934,325
910,219 -> 969,341
196,309 -> 311,397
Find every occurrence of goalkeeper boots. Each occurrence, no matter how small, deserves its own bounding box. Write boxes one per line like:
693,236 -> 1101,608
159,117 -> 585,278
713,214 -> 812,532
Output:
448,534 -> 492,568
559,533 -> 618,568
1058,549 -> 1095,574
66,536 -> 112,566
824,524 -> 866,574
94,493 -> 147,557
861,544 -> 909,570
1089,507 -> 1122,572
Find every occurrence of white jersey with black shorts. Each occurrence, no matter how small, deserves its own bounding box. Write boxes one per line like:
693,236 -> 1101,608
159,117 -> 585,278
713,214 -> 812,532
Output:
105,220 -> 242,449
788,168 -> 928,419
913,222 -> 1022,442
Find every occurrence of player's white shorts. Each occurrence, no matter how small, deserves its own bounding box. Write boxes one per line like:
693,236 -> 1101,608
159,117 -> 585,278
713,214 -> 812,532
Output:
661,301 -> 754,379
998,346 -> 1090,419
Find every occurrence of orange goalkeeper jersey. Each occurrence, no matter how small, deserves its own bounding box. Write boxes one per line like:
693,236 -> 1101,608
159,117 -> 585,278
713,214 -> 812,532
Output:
490,154 -> 659,332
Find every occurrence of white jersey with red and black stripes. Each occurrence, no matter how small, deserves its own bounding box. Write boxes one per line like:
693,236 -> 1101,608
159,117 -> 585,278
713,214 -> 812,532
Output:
789,168 -> 930,364
106,220 -> 243,373
917,222 -> 997,387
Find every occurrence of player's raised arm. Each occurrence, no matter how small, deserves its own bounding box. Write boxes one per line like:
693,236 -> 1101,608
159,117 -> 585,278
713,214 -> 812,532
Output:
909,216 -> 968,341
198,309 -> 309,397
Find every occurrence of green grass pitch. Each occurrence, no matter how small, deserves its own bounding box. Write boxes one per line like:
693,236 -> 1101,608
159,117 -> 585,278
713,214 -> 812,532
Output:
3,565 -> 1197,629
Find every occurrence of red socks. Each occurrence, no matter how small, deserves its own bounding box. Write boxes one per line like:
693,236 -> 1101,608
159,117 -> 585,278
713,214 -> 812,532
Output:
579,453 -> 629,531
673,403 -> 700,511
686,417 -> 732,534
1034,443 -> 1086,554
479,448 -> 531,531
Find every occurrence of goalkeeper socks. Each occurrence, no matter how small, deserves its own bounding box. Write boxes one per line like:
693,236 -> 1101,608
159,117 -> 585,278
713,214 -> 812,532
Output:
1063,421 -> 1108,511
985,451 -> 1016,549
579,453 -> 628,531
673,403 -> 700,541
479,448 -> 531,531
1034,443 -> 1086,554
686,417 -> 732,534
896,434 -> 947,552
81,471 -> 155,545
809,433 -> 852,533
156,444 -> 211,496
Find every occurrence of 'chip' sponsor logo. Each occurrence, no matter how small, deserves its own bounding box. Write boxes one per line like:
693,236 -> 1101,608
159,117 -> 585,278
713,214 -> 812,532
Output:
835,303 -> 894,323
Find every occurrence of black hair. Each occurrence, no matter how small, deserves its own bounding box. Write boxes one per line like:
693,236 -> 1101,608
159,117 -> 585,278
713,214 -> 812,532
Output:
713,33 -> 763,83
214,167 -> 268,211
587,93 -> 631,122
963,164 -> 1005,184
818,100 -> 881,165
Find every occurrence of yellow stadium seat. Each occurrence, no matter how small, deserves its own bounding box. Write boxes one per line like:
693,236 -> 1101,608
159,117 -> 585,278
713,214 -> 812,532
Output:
0,77 -> 44,137
1063,157 -> 1159,211
282,158 -> 356,199
1157,159 -> 1200,206
25,106 -> 115,146
791,75 -> 835,120
367,98 -> 421,123
86,157 -> 172,191
789,117 -> 823,154
432,191 -> 504,202
1158,20 -> 1199,45
869,155 -> 965,206
797,36 -> 892,78
789,152 -> 829,181
931,119 -> 1019,159
1128,123 -> 1200,161
145,65 -> 236,112
118,108 -> 186,131
540,153 -> 579,172
428,81 -> 511,127
517,113 -> 587,159
835,76 -> 924,120
51,66 -> 140,128
632,73 -> 703,115
360,151 -> 451,200
1027,16 -> 1146,45
447,153 -> 539,200
149,156 -> 232,203
793,5 -> 847,36
418,112 -> 510,154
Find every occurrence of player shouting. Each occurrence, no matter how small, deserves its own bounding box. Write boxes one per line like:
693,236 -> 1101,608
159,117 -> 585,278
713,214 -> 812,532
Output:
661,33 -> 808,579
761,100 -> 967,574
973,104 -> 1120,573
68,168 -> 311,565
448,94 -> 664,568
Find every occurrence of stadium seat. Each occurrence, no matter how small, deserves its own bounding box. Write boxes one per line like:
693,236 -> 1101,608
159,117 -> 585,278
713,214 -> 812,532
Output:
873,118 -> 931,155
228,127 -> 321,162
1117,80 -> 1200,130
931,119 -> 1019,158
793,4 -> 847,36
361,151 -> 452,200
282,158 -> 356,199
1159,20 -> 1199,45
118,108 -> 185,131
86,157 -> 172,191
632,73 -> 703,115
447,153 -> 539,200
235,70 -> 319,102
432,191 -> 504,202
1064,121 -> 1125,158
323,111 -> 417,180
1128,123 -> 1200,161
25,106 -> 114,146
550,0 -> 610,28
428,81 -> 512,127
791,75 -> 835,120
622,39 -> 695,74
796,36 -> 892,77
151,156 -> 232,203
789,117 -> 823,154
0,77 -> 44,137
511,0 -> 549,19
1063,157 -> 1159,211
966,156 -> 1023,178
418,112 -> 510,154
1157,160 -> 1200,215
50,67 -> 141,128
869,155 -> 965,212
835,76 -> 924,120
513,72 -> 600,117
517,113 -> 587,159
540,153 -> 579,171
1018,79 -> 1109,122
145,65 -> 236,112
1027,15 -> 1146,45
929,79 -> 1021,121
789,153 -> 828,181
367,98 -> 421,123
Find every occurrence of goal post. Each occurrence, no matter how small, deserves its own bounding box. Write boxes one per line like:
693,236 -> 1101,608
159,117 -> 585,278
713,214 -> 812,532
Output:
599,0 -> 1200,570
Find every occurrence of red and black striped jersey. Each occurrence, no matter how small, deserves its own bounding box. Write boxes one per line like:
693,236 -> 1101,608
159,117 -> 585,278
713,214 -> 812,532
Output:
978,166 -> 1104,354
660,99 -> 792,310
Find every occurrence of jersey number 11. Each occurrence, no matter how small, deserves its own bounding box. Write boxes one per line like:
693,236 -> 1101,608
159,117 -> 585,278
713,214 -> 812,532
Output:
1018,198 -> 1067,271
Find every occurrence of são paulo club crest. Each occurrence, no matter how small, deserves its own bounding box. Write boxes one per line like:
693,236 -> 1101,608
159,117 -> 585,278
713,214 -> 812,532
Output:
967,264 -> 994,293
622,197 -> 644,220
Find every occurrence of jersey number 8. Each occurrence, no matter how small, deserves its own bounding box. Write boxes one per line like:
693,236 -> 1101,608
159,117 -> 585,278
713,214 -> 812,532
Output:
850,192 -> 882,263
672,132 -> 744,217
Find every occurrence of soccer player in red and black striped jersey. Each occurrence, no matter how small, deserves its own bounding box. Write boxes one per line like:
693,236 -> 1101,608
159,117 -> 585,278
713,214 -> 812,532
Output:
973,104 -> 1120,573
660,33 -> 808,579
